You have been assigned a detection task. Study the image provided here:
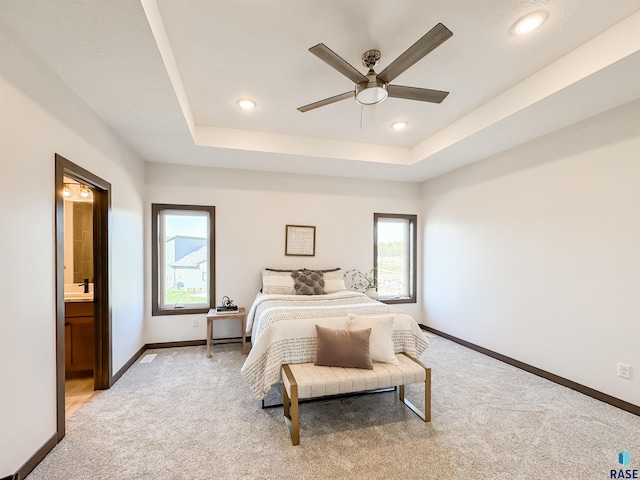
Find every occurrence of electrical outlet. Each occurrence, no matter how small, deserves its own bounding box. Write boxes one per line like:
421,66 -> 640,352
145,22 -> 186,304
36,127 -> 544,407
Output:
192,318 -> 198,328
617,363 -> 631,379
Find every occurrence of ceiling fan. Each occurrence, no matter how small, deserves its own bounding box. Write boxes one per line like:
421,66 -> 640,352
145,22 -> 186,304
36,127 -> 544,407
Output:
298,23 -> 453,113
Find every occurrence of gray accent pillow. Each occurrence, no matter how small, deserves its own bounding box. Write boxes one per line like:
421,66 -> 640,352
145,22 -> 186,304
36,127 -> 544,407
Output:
291,269 -> 325,295
315,325 -> 373,369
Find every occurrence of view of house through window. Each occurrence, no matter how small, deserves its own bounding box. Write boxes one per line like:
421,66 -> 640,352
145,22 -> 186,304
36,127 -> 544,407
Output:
152,204 -> 215,315
374,213 -> 417,303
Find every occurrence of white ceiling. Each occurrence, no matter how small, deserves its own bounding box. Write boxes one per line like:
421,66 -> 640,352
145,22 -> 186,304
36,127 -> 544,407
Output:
2,0 -> 640,182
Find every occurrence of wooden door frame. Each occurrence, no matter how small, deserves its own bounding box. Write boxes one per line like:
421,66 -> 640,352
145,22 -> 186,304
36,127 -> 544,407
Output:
54,154 -> 112,440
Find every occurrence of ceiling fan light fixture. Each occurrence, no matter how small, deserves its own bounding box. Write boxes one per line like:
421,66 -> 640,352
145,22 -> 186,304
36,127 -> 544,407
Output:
355,79 -> 388,106
511,11 -> 548,35
237,98 -> 257,110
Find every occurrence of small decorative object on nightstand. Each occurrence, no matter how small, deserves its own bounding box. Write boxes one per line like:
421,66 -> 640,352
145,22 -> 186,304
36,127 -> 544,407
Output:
206,307 -> 247,357
216,295 -> 238,312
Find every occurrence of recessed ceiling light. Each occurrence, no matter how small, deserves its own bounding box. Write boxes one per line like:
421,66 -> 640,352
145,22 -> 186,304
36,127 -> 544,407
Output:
391,121 -> 408,130
511,11 -> 548,35
237,98 -> 256,110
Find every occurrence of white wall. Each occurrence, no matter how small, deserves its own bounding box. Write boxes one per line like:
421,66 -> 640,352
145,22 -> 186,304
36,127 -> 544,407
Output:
0,28 -> 146,475
421,101 -> 640,406
145,163 -> 422,343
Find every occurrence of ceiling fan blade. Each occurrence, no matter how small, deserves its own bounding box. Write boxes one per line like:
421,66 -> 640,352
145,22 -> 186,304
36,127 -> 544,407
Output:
387,84 -> 449,103
377,23 -> 452,84
309,43 -> 368,84
297,91 -> 354,112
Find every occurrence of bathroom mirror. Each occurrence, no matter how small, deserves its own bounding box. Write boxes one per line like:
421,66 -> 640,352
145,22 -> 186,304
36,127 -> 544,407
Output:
63,176 -> 94,285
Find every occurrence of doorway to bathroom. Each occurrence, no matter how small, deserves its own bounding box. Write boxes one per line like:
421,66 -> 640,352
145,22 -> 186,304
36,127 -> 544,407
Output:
54,154 -> 112,441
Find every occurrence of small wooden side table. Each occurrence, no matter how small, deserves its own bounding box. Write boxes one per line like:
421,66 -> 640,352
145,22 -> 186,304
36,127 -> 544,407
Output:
206,308 -> 247,357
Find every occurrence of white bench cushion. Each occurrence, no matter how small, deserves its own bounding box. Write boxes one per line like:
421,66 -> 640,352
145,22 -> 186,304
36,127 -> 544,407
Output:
282,353 -> 426,399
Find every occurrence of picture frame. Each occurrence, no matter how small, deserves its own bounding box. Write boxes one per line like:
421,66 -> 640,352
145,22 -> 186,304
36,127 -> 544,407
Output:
285,225 -> 316,256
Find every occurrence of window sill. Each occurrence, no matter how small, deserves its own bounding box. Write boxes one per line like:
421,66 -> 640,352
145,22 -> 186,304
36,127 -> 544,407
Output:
378,297 -> 416,305
152,306 -> 210,316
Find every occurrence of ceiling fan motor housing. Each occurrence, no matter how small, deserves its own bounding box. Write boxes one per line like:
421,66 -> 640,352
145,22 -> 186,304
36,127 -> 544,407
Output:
361,49 -> 381,68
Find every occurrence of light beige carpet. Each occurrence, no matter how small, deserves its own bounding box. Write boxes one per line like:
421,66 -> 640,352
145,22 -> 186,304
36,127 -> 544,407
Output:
27,334 -> 639,479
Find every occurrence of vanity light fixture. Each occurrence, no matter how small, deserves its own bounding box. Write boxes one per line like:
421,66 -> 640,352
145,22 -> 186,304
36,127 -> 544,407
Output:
237,98 -> 257,110
511,11 -> 548,35
79,185 -> 91,199
391,121 -> 408,130
63,182 -> 93,201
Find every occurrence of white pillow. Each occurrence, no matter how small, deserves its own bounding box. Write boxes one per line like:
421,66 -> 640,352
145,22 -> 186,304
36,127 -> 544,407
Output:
323,269 -> 346,293
261,270 -> 295,295
348,314 -> 398,364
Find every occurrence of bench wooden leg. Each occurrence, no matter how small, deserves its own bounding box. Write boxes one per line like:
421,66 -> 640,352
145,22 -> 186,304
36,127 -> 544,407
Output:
282,365 -> 299,445
424,367 -> 431,422
398,354 -> 431,422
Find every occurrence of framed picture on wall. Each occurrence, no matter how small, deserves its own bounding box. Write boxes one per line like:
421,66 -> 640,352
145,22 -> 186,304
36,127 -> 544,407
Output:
285,225 -> 316,256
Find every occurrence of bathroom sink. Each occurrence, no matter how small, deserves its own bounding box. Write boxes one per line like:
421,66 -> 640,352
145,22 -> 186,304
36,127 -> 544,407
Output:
64,292 -> 94,301
64,283 -> 94,301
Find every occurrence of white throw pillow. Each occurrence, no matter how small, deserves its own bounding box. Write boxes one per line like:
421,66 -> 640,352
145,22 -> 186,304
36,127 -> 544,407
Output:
323,269 -> 346,293
348,314 -> 398,364
261,270 -> 295,295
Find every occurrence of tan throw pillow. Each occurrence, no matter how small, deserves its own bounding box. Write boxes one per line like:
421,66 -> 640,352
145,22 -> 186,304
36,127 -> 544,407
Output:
348,314 -> 398,365
315,325 -> 373,369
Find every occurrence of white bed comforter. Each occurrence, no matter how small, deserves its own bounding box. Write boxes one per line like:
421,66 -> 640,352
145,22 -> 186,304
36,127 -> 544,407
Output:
240,291 -> 429,399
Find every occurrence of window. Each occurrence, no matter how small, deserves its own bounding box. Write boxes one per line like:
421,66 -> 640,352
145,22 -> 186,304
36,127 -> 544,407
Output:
152,204 -> 215,315
374,213 -> 417,304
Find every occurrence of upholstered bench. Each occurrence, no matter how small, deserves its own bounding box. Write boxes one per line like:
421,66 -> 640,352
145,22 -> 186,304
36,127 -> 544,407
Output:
281,353 -> 431,445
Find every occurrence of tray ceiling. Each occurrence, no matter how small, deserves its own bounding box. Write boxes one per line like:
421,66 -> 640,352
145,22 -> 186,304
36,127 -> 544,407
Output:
2,0 -> 639,181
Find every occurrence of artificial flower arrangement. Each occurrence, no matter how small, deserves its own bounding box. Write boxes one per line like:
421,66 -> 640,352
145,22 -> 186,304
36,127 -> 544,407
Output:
344,268 -> 377,292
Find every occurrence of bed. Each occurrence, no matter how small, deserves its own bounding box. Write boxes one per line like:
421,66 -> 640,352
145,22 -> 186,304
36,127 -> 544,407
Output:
240,283 -> 429,400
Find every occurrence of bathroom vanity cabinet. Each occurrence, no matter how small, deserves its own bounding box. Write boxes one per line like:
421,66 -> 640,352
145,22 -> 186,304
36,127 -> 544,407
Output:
65,301 -> 94,378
